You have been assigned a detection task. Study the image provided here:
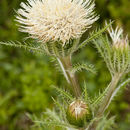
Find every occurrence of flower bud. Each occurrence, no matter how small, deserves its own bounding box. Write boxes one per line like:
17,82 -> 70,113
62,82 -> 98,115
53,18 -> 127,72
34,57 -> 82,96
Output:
113,39 -> 129,52
107,25 -> 129,52
66,100 -> 91,127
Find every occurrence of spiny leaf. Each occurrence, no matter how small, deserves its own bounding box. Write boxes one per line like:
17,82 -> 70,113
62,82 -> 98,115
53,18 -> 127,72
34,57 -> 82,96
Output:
85,117 -> 100,130
96,115 -> 116,130
71,63 -> 96,74
51,85 -> 73,101
51,97 -> 66,120
92,78 -> 130,114
45,109 -> 60,121
52,97 -> 63,112
91,84 -> 110,111
34,120 -> 76,129
78,21 -> 113,50
92,35 -> 115,76
82,82 -> 89,102
0,41 -> 45,54
108,78 -> 130,105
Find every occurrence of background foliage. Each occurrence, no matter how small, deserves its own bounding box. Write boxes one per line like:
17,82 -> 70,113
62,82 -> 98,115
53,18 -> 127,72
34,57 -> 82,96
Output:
0,0 -> 130,130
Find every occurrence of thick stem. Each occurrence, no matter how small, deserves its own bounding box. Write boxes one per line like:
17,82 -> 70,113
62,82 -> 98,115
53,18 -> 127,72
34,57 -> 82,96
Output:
88,73 -> 121,130
97,73 -> 121,116
57,56 -> 81,98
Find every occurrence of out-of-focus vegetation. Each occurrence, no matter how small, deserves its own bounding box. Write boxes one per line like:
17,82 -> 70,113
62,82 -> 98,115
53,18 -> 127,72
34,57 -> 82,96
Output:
0,0 -> 129,130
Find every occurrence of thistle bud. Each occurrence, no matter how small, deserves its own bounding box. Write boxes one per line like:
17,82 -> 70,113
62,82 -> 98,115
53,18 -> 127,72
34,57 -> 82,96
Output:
113,39 -> 129,52
66,100 -> 91,127
107,25 -> 129,52
106,24 -> 130,74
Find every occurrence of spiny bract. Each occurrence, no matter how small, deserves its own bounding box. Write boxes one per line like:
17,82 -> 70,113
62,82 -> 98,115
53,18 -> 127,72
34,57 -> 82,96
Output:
107,23 -> 129,50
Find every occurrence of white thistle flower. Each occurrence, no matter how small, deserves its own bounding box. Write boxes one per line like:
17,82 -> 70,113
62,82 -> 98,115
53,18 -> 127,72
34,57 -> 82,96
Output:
107,23 -> 129,49
16,0 -> 99,44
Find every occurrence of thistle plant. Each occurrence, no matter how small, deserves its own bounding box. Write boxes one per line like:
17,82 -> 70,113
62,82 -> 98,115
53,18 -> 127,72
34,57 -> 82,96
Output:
0,0 -> 130,130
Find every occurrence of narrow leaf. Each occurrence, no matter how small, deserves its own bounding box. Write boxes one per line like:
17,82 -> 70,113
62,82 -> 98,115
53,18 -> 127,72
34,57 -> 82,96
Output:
51,85 -> 73,101
34,120 -> 75,129
83,82 -> 89,102
78,21 -> 113,50
108,78 -> 130,105
51,97 -> 66,120
91,84 -> 110,111
71,63 -> 96,74
0,41 -> 44,54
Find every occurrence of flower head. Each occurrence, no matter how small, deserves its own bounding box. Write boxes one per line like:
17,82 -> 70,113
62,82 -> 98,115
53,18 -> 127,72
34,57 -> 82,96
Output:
67,100 -> 91,127
107,25 -> 129,50
105,23 -> 130,74
68,100 -> 88,119
16,0 -> 98,44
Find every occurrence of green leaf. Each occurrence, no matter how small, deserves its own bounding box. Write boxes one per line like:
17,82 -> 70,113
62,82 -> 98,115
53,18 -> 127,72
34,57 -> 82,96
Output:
77,21 -> 113,50
71,63 -> 96,74
91,85 -> 110,112
96,114 -> 116,130
82,82 -> 89,102
51,85 -> 73,101
85,117 -> 100,130
0,41 -> 45,54
84,82 -> 88,102
45,109 -> 61,121
109,78 -> 130,103
34,120 -> 76,129
92,35 -> 115,76
51,97 -> 66,120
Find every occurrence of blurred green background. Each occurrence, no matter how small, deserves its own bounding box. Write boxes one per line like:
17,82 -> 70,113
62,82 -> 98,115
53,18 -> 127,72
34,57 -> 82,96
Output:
0,0 -> 130,130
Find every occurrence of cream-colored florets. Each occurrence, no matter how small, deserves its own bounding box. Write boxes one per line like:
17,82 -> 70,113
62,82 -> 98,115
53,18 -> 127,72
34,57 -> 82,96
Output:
16,0 -> 98,44
107,24 -> 129,49
69,100 -> 88,119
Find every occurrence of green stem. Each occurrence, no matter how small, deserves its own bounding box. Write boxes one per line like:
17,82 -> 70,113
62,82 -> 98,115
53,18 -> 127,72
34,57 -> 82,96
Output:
57,56 -> 81,98
88,73 -> 121,130
97,73 -> 121,116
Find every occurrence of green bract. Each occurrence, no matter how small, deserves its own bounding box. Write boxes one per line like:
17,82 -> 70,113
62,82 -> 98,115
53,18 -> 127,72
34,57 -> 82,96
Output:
66,100 -> 91,127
